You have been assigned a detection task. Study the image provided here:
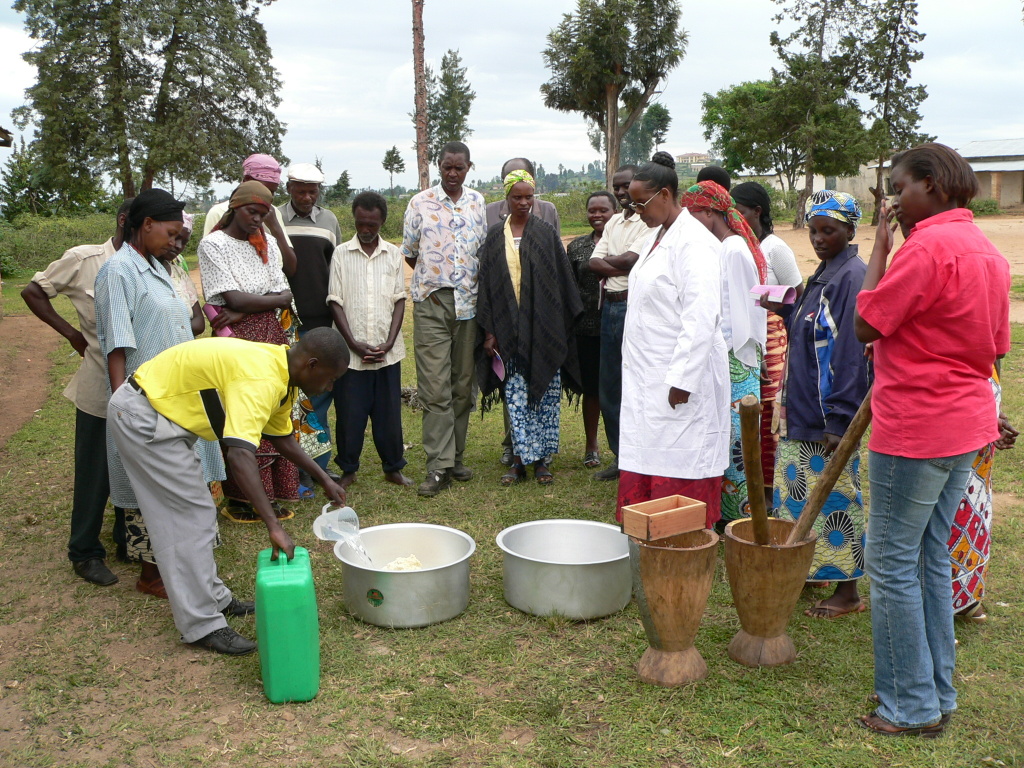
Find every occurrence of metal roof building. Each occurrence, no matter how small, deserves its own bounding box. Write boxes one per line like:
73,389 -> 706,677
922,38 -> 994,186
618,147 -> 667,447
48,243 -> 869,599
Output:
957,139 -> 1024,207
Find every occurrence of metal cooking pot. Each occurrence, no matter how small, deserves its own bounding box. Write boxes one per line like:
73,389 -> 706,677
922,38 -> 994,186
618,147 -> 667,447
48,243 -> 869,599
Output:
496,519 -> 631,620
334,523 -> 476,628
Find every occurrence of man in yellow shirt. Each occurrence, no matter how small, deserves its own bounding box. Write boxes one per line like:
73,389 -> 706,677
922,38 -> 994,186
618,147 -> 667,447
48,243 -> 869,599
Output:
107,328 -> 348,655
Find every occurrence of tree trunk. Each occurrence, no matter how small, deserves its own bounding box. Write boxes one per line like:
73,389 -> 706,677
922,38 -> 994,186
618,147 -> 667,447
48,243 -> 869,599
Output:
604,85 -> 619,189
412,0 -> 429,191
106,0 -> 135,198
793,147 -> 813,229
141,19 -> 184,192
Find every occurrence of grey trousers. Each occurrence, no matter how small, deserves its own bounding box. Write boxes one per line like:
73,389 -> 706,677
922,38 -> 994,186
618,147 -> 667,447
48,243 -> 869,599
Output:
108,383 -> 232,643
413,289 -> 477,472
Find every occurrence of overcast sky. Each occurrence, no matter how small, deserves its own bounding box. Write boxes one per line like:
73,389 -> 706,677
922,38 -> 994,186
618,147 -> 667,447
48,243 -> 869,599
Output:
2,1 -> 1023,195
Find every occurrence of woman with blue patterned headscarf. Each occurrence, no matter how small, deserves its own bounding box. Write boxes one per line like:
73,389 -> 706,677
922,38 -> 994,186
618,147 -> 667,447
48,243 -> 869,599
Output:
769,189 -> 871,619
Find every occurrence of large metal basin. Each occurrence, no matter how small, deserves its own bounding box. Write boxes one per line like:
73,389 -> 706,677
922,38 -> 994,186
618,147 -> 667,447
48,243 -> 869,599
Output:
496,519 -> 631,620
334,523 -> 476,628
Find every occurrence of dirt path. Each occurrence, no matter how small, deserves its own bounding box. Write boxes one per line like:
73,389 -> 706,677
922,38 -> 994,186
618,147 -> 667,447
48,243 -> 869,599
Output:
0,312 -> 61,450
774,214 -> 1024,321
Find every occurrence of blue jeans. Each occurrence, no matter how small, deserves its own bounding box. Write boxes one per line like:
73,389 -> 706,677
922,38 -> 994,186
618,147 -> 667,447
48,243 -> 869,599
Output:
865,448 -> 977,728
598,300 -> 626,458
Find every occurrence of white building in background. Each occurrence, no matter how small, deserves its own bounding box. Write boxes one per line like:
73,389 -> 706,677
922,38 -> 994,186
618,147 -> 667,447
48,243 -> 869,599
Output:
956,139 -> 1024,208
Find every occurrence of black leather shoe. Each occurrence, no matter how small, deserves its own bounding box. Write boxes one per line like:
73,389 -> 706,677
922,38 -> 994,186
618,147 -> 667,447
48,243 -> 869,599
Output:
73,558 -> 118,586
190,627 -> 257,655
221,597 -> 255,617
417,469 -> 452,497
450,464 -> 474,482
593,461 -> 619,481
500,446 -> 514,466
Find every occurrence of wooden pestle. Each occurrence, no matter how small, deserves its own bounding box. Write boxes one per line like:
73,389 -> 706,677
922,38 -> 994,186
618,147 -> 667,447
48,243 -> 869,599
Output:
784,388 -> 873,546
738,395 -> 770,546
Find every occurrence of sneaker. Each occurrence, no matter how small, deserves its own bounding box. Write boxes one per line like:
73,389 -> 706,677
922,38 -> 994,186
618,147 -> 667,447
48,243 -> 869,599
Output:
221,597 -> 255,617
72,558 -> 119,586
417,469 -> 452,498
593,461 -> 619,481
190,627 -> 257,656
450,464 -> 474,482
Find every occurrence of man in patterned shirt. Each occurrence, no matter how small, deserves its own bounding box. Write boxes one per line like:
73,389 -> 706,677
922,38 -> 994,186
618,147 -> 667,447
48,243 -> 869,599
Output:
401,141 -> 487,497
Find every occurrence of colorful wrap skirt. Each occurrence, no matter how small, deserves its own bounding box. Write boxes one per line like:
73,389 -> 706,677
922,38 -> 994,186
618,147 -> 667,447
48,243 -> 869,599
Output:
774,437 -> 866,581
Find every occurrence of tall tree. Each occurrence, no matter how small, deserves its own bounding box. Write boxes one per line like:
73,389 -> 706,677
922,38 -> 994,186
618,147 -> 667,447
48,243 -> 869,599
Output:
424,49 -> 476,163
12,0 -> 286,199
411,0 -> 429,190
857,0 -> 930,223
770,0 -> 870,226
592,103 -> 673,166
323,171 -> 353,207
0,137 -> 106,219
702,80 -> 806,191
541,0 -> 687,188
382,146 -> 406,197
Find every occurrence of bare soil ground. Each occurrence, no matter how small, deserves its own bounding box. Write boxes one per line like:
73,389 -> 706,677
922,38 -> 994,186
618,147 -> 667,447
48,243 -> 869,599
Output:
0,314 -> 60,449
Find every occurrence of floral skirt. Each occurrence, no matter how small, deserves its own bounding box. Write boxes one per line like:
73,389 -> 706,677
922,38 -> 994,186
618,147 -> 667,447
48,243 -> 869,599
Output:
223,310 -> 298,502
760,312 -> 787,485
948,376 -> 1000,611
775,437 -> 866,581
505,370 -> 561,465
721,353 -> 761,523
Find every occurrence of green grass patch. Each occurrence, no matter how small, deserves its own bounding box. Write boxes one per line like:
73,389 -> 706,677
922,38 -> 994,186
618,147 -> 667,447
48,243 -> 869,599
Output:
0,283 -> 1022,767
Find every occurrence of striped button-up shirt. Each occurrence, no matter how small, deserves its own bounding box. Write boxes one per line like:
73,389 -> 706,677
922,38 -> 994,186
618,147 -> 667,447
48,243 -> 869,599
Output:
400,184 -> 487,320
327,236 -> 407,371
94,243 -> 193,381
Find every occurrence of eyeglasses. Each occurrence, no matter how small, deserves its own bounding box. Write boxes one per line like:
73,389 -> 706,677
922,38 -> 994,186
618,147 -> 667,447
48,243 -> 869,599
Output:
630,190 -> 661,213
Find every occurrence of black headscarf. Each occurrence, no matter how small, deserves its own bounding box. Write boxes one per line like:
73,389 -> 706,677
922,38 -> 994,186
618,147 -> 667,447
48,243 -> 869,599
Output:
123,188 -> 185,243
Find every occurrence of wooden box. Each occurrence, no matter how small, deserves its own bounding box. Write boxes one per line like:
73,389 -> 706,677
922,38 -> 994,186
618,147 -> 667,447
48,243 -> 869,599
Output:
621,495 -> 707,542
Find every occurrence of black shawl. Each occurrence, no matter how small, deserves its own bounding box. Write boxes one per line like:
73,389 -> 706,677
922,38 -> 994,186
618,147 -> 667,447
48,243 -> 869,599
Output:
476,216 -> 583,408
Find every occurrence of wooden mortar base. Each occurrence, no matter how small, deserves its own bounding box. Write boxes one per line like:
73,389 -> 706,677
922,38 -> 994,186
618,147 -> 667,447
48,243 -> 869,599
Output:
724,518 -> 817,667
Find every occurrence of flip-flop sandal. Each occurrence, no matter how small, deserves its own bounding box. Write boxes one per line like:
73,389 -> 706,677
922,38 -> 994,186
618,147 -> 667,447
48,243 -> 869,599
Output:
273,504 -> 295,521
501,464 -> 526,487
535,464 -> 554,485
220,504 -> 261,523
297,484 -> 315,499
956,603 -> 987,623
858,711 -> 944,738
805,600 -> 866,619
583,451 -> 601,468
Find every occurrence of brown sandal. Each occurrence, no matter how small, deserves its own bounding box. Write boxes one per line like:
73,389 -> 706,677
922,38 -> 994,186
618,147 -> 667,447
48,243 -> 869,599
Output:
136,577 -> 168,599
534,463 -> 554,485
501,464 -> 526,486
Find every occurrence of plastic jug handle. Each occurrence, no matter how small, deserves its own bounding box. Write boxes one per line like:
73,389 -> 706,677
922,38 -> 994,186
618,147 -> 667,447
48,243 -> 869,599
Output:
276,551 -> 292,564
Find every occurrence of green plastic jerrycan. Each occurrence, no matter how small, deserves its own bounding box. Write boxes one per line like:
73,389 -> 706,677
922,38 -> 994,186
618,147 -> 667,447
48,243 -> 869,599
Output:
255,546 -> 320,703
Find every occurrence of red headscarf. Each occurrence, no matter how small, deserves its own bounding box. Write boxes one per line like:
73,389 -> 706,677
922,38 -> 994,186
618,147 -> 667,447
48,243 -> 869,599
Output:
681,181 -> 768,283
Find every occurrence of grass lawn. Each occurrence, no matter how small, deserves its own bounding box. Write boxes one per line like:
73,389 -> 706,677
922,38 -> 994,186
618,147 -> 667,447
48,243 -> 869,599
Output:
0,275 -> 1022,767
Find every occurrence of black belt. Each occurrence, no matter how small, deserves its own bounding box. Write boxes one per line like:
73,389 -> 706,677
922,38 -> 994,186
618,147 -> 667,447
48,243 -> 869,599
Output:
604,289 -> 628,303
126,375 -> 144,395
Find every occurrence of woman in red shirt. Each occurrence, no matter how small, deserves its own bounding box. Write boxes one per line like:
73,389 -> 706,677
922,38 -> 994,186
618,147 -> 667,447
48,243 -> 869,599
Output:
854,143 -> 1011,736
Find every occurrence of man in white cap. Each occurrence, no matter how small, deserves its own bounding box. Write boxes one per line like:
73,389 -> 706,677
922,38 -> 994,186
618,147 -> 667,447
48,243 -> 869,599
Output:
279,162 -> 344,484
203,153 -> 297,275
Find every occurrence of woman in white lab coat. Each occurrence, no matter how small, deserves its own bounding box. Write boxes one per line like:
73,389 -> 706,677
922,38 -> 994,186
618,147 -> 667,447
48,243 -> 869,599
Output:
616,153 -> 731,529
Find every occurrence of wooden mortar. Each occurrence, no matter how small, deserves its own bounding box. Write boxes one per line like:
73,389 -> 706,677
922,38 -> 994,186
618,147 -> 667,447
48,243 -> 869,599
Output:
724,518 -> 817,667
630,528 -> 720,686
